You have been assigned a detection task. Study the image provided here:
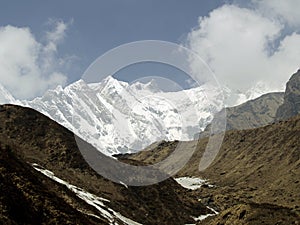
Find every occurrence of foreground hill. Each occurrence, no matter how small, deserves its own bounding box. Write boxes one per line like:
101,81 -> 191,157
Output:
123,114 -> 300,224
0,104 -> 210,225
194,115 -> 300,224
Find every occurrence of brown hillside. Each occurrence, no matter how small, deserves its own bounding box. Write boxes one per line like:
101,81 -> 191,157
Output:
124,115 -> 300,224
0,104 -> 209,225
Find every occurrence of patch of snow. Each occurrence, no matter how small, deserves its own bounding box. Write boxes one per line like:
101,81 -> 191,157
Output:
119,181 -> 128,189
176,177 -> 220,224
207,206 -> 219,215
175,177 -> 213,190
186,206 -> 219,224
193,213 -> 216,221
32,163 -> 142,225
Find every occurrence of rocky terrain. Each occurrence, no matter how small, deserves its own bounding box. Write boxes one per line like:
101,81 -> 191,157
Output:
119,70 -> 300,224
124,109 -> 300,225
276,69 -> 300,121
198,92 -> 284,138
0,104 -> 210,225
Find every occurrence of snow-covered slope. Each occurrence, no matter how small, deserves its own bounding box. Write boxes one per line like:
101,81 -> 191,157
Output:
0,84 -> 16,104
23,76 -> 224,155
0,77 -> 285,156
1,76 -> 224,155
32,163 -> 142,225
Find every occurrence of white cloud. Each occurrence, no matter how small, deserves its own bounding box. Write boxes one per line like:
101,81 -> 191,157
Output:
253,0 -> 300,28
0,19 -> 72,99
186,4 -> 300,106
44,18 -> 73,53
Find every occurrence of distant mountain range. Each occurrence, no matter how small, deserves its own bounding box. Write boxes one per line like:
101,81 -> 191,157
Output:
0,73 -> 287,156
1,76 -> 225,155
198,69 -> 300,137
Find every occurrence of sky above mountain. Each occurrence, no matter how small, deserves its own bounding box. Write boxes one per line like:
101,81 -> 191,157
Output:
0,0 -> 300,104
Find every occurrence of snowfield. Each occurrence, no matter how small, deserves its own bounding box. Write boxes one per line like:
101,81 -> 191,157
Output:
1,76 -> 224,155
0,76 -> 271,156
175,177 -> 214,190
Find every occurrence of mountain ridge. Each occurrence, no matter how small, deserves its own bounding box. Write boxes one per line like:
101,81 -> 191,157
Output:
198,91 -> 284,138
276,69 -> 300,121
0,104 -> 210,225
0,74 -> 286,156
20,77 -> 224,155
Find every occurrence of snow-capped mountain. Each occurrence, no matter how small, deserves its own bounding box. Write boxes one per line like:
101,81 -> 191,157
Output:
21,76 -> 223,155
0,76 -> 224,155
1,76 -> 278,156
0,84 -> 16,104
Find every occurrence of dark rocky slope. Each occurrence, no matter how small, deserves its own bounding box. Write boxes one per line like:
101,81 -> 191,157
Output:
0,104 -> 209,225
0,143 -> 107,225
195,115 -> 300,224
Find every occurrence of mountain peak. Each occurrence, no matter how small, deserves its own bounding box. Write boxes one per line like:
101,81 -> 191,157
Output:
70,79 -> 87,87
98,76 -> 128,94
130,79 -> 161,93
102,75 -> 117,83
64,79 -> 89,93
144,79 -> 161,92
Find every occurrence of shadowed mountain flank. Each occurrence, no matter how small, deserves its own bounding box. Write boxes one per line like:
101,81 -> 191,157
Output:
198,92 -> 284,138
0,104 -> 209,225
276,69 -> 300,121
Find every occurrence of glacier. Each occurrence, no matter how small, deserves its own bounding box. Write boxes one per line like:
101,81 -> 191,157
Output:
0,76 -> 224,155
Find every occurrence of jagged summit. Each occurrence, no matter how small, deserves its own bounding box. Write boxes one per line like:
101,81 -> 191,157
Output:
17,77 -> 223,155
1,71 -> 289,156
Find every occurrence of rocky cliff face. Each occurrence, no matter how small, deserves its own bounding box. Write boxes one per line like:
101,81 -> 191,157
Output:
224,92 -> 284,130
197,92 -> 284,138
276,69 -> 300,121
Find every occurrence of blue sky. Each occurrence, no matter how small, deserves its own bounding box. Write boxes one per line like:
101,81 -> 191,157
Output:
0,0 -> 300,103
0,0 -> 224,84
